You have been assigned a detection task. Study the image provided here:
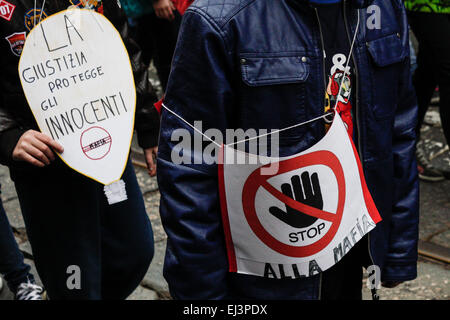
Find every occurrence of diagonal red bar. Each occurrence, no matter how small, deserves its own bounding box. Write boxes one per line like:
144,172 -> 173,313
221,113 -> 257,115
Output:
262,181 -> 336,222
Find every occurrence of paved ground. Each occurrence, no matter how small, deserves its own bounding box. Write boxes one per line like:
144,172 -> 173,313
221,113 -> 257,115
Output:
0,71 -> 448,300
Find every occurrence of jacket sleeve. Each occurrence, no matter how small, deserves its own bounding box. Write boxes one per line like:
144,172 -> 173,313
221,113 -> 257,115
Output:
0,21 -> 26,166
0,109 -> 25,166
106,1 -> 160,149
157,8 -> 235,299
382,2 -> 419,282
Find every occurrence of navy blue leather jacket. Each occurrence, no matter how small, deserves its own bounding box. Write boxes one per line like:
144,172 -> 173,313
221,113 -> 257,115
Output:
157,0 -> 419,299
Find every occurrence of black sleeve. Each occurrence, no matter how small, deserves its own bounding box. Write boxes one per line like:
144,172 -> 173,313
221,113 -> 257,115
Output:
104,1 -> 161,149
0,90 -> 25,166
0,126 -> 24,166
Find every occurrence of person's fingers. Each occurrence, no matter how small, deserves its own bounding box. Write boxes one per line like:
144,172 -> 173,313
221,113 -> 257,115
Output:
30,138 -> 55,161
151,147 -> 158,176
162,8 -> 170,20
12,130 -> 50,166
145,149 -> 157,177
145,153 -> 155,174
21,152 -> 46,167
169,4 -> 176,19
24,144 -> 50,166
159,8 -> 166,19
164,7 -> 175,20
169,8 -> 175,20
149,161 -> 157,177
155,8 -> 162,18
36,132 -> 64,153
158,8 -> 167,19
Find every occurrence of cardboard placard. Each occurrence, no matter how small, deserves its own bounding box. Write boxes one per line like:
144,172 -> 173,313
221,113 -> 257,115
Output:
19,9 -> 136,185
219,113 -> 382,278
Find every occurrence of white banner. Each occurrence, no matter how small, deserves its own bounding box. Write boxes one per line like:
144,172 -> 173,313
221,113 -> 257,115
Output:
19,9 -> 136,185
219,113 -> 382,278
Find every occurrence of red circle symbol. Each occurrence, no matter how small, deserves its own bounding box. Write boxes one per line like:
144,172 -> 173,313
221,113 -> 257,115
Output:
80,126 -> 112,160
241,150 -> 346,257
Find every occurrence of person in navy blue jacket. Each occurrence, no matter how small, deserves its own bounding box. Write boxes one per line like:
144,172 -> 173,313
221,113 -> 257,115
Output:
157,0 -> 419,300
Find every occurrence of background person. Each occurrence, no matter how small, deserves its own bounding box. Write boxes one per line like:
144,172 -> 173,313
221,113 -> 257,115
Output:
122,0 -> 182,91
405,0 -> 450,181
0,0 -> 159,299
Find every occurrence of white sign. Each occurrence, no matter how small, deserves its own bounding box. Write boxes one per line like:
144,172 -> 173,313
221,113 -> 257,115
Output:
219,113 -> 382,278
19,9 -> 136,185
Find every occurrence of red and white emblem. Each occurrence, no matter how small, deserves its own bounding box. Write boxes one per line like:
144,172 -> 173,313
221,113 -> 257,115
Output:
0,0 -> 15,21
80,126 -> 112,160
5,32 -> 26,56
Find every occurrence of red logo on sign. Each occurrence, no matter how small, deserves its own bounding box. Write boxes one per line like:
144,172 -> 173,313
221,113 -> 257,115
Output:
0,0 -> 15,21
80,126 -> 112,160
241,150 -> 346,258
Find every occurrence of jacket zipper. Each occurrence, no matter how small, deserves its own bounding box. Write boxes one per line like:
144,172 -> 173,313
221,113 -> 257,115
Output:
342,0 -> 378,300
313,6 -> 325,300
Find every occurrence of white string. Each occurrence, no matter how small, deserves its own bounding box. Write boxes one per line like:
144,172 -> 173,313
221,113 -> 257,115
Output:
33,0 -> 36,26
37,0 -> 46,25
227,113 -> 330,147
32,0 -> 37,45
161,103 -> 329,148
89,7 -> 104,32
333,9 -> 360,110
162,103 -> 222,147
160,10 -> 361,149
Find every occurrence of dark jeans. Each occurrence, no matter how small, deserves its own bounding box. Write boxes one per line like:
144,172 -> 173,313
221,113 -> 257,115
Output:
12,158 -> 154,299
130,11 -> 181,91
408,12 -> 450,145
321,235 -> 370,300
0,184 -> 33,293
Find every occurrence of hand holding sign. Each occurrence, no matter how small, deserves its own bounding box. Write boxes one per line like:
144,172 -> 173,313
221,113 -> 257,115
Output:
12,130 -> 64,167
269,172 -> 323,228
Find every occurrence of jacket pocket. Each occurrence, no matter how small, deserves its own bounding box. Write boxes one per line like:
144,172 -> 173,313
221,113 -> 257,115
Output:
238,54 -> 310,140
240,55 -> 309,86
367,33 -> 407,67
366,33 -> 407,120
